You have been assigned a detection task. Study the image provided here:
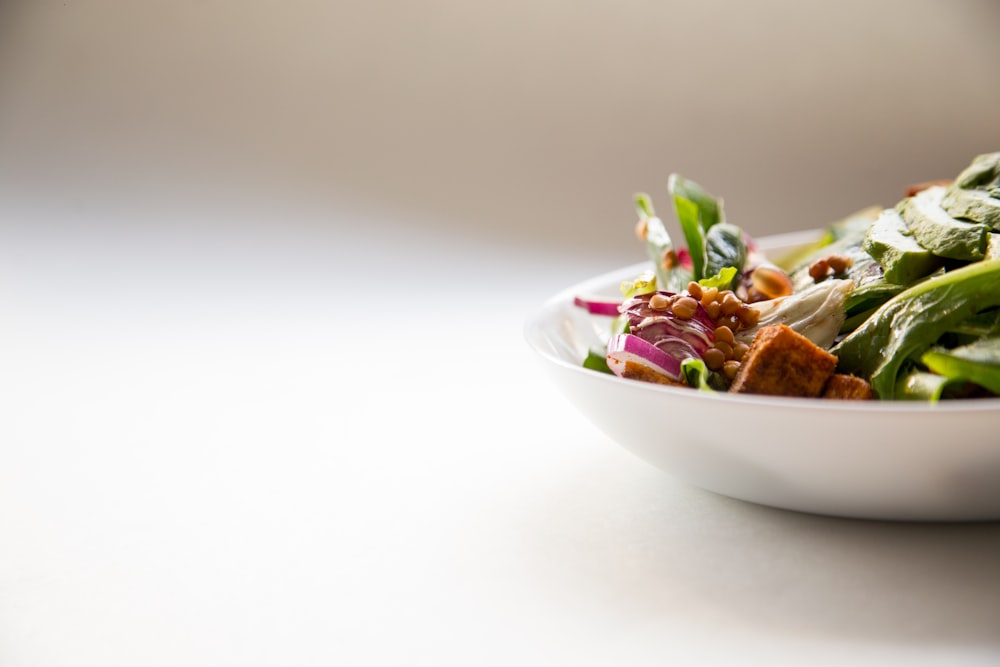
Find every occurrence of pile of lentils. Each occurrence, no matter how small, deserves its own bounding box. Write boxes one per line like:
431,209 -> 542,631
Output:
647,281 -> 760,382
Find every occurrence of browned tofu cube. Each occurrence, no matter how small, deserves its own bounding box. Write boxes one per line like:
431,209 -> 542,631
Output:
729,324 -> 837,397
821,374 -> 875,400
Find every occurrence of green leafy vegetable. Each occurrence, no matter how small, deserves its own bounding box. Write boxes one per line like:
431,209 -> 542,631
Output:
832,259 -> 1000,399
952,152 -> 1000,192
703,222 -> 746,290
583,349 -> 613,374
620,270 -> 657,298
668,174 -> 724,281
896,186 -> 989,261
634,193 -> 690,292
681,358 -> 714,392
698,266 -> 738,290
921,336 -> 1000,395
894,370 -> 952,402
863,208 -> 944,284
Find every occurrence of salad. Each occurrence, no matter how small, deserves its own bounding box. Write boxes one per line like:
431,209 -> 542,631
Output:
576,152 -> 1000,401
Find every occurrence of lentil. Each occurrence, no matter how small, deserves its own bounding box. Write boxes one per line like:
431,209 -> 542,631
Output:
671,296 -> 699,319
720,314 -> 742,332
713,325 -> 735,344
722,360 -> 741,381
720,292 -> 741,316
648,293 -> 671,311
737,305 -> 760,328
703,347 -> 726,371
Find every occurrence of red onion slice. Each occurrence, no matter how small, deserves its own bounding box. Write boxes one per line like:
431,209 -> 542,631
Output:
573,294 -> 623,317
607,333 -> 688,381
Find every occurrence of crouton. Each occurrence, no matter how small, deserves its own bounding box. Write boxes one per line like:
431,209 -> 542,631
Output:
821,374 -> 875,400
729,324 -> 838,397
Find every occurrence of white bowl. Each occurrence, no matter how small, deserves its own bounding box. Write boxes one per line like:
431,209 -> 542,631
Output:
524,231 -> 1000,521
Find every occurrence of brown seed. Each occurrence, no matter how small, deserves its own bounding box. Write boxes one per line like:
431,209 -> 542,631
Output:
700,286 -> 719,305
720,292 -> 741,316
648,293 -> 671,311
827,254 -> 852,274
713,325 -> 735,345
715,314 -> 737,332
737,305 -> 760,328
703,347 -> 725,371
635,219 -> 649,241
722,360 -> 741,380
671,296 -> 699,319
714,340 -> 733,359
809,258 -> 830,282
750,264 -> 793,299
686,281 -> 703,301
705,300 -> 722,320
732,341 -> 750,361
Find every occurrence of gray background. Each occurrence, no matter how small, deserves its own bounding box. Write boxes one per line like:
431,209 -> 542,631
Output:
1,1 -> 999,268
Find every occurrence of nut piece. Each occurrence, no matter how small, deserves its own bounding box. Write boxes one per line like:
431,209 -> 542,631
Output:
750,264 -> 793,299
827,255 -> 853,274
808,258 -> 830,281
729,324 -> 838,397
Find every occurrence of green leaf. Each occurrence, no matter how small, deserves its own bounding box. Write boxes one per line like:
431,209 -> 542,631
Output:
921,336 -> 1000,395
681,357 -> 714,391
698,266 -> 738,290
668,174 -> 724,281
832,259 -> 1000,399
583,349 -> 613,374
703,222 -> 747,289
633,192 -> 690,292
895,370 -> 950,402
634,192 -> 656,219
668,174 -> 722,229
620,270 -> 657,298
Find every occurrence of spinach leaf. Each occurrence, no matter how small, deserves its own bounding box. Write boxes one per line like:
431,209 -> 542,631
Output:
668,174 -> 723,281
832,259 -> 1000,399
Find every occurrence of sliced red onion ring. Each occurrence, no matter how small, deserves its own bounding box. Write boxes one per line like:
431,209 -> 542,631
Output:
573,294 -> 623,316
607,333 -> 689,381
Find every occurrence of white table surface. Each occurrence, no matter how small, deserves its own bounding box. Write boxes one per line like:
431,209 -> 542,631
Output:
0,209 -> 998,667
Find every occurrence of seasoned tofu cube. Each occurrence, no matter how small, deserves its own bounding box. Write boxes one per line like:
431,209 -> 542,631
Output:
821,374 -> 875,400
729,324 -> 838,397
